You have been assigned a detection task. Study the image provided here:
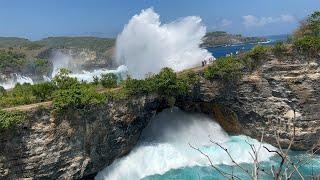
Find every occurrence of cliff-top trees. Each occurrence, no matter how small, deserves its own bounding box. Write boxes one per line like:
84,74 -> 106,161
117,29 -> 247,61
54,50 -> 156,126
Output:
100,73 -> 118,88
293,11 -> 320,58
204,56 -> 243,82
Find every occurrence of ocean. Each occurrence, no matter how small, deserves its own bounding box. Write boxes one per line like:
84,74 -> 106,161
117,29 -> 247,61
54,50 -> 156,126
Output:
206,34 -> 289,58
96,108 -> 320,180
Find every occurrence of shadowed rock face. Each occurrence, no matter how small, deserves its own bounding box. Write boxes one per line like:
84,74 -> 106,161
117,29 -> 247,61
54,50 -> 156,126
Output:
0,95 -> 167,179
0,57 -> 319,179
178,57 -> 320,152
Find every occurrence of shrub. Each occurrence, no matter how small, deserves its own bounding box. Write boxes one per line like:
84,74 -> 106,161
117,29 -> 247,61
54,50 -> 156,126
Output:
294,36 -> 320,58
204,56 -> 243,82
32,82 -> 57,101
0,83 -> 36,108
123,67 -> 192,97
0,110 -> 26,131
177,71 -> 199,95
0,50 -> 26,74
93,76 -> 99,85
272,42 -> 287,57
52,84 -> 106,112
0,86 -> 5,97
100,73 -> 118,88
154,68 -> 179,96
248,45 -> 269,61
53,68 -> 78,89
123,76 -> 156,95
241,45 -> 269,71
294,11 -> 320,38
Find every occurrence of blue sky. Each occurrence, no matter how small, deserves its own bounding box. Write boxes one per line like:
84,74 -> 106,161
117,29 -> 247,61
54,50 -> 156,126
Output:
0,0 -> 319,40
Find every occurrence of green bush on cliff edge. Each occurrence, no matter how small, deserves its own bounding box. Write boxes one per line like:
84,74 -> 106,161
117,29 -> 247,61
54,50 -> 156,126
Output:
0,110 -> 26,131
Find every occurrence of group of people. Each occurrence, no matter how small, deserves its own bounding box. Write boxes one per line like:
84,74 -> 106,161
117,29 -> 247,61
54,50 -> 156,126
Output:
201,60 -> 208,67
201,57 -> 215,67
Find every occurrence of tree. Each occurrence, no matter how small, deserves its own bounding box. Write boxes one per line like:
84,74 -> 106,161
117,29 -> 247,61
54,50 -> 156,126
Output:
0,86 -> 5,97
32,82 -> 56,101
53,68 -> 78,89
100,73 -> 118,88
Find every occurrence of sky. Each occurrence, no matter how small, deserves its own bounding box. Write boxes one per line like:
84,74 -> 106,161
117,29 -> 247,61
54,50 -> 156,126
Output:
0,0 -> 319,40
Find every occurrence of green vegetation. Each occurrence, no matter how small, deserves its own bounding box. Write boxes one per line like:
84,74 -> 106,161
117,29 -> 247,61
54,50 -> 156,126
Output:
204,56 -> 243,82
100,73 -> 118,88
294,36 -> 320,58
37,37 -> 115,53
32,82 -> 57,102
123,68 -> 194,97
0,50 -> 26,74
0,37 -> 30,48
0,86 -> 5,96
52,85 -> 106,112
202,31 -> 267,47
272,42 -> 288,58
204,45 -> 269,82
243,45 -> 269,70
0,110 -> 26,131
293,11 -> 320,58
0,36 -> 116,79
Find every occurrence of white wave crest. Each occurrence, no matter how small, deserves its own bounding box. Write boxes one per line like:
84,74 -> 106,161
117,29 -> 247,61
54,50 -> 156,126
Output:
116,8 -> 212,79
96,108 -> 276,180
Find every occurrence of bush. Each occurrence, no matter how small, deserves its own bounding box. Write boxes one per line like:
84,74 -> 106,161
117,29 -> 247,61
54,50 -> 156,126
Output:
0,86 -> 5,97
177,71 -> 199,95
53,68 -> 78,89
32,82 -> 57,101
100,73 -> 118,88
248,45 -> 269,61
294,36 -> 320,58
204,56 -> 243,82
123,76 -> 156,95
0,83 -> 36,108
0,110 -> 26,131
0,50 -> 26,74
241,45 -> 269,71
154,68 -> 180,96
294,11 -> 320,38
123,67 -> 193,98
52,84 -> 106,112
272,42 -> 287,57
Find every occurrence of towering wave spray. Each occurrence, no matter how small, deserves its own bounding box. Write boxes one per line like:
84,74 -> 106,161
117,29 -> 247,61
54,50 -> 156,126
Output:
0,74 -> 34,90
96,108 -> 276,180
116,8 -> 212,79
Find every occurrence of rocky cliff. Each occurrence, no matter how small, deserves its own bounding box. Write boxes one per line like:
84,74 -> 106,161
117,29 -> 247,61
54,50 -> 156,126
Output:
178,56 -> 320,151
0,95 -> 167,179
0,56 -> 319,179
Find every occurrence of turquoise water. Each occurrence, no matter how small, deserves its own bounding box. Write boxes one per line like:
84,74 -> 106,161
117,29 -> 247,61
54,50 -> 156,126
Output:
144,152 -> 320,180
206,34 -> 289,58
95,108 -> 320,180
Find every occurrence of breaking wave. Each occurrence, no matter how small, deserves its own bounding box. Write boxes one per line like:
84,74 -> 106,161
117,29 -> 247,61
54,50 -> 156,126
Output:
96,108 -> 276,180
116,8 -> 212,79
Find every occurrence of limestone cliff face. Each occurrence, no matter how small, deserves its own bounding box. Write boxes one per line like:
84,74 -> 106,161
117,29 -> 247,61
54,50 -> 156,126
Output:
0,95 -> 166,179
178,56 -> 320,151
0,57 -> 319,179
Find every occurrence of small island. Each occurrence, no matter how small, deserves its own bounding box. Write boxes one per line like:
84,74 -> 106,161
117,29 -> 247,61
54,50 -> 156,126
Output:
201,31 -> 267,48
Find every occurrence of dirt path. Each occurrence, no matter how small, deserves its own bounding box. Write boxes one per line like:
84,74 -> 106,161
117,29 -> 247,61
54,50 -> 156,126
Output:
2,101 -> 52,112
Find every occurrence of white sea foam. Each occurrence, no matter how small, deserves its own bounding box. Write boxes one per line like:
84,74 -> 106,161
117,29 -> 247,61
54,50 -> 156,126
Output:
96,108 -> 276,180
0,74 -> 34,89
116,8 -> 212,79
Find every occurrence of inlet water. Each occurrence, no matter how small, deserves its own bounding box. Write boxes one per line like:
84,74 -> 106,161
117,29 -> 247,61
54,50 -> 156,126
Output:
96,108 -> 279,180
